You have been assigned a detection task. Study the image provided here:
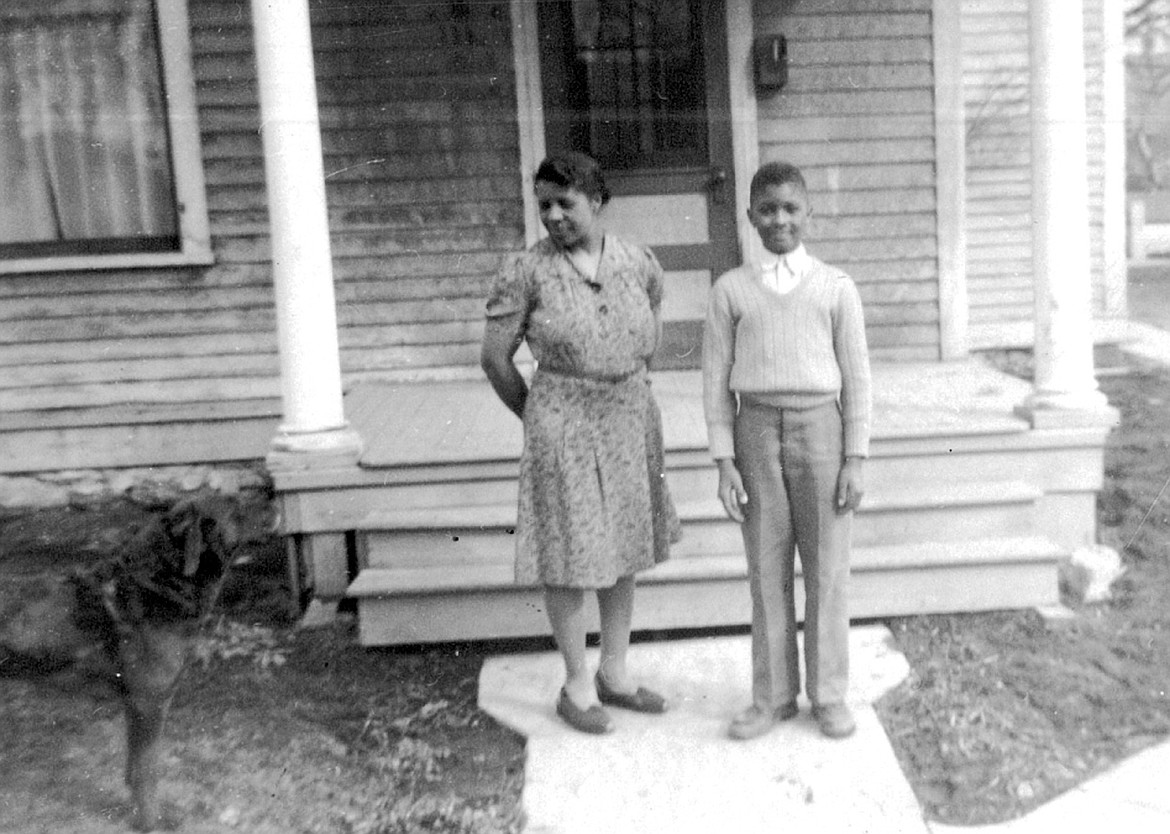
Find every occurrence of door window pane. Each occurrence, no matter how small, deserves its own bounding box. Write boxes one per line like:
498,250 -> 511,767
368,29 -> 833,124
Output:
0,0 -> 178,258
540,0 -> 708,171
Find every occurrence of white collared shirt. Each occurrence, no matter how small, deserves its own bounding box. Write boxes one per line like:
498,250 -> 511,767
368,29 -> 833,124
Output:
759,243 -> 809,296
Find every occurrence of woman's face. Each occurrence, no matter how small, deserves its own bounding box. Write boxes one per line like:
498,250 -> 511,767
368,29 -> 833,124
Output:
535,180 -> 601,251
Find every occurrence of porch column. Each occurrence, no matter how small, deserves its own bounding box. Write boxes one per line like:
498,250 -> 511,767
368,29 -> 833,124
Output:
252,0 -> 361,466
1017,0 -> 1110,421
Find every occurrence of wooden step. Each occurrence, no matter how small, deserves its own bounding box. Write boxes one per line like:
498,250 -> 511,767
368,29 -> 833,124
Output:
277,436 -> 1104,534
851,480 -> 1041,546
356,481 -> 1044,570
349,536 -> 1064,645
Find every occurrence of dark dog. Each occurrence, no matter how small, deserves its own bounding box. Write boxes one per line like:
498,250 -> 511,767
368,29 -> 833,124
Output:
0,495 -> 241,831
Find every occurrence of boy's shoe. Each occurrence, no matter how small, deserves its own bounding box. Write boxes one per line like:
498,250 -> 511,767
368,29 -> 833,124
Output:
812,703 -> 856,739
727,701 -> 799,740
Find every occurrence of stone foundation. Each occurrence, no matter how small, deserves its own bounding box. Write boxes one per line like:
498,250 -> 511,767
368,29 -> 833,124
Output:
0,462 -> 271,510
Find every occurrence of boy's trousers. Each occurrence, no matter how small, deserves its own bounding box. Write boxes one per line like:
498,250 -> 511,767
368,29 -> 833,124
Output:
734,398 -> 852,708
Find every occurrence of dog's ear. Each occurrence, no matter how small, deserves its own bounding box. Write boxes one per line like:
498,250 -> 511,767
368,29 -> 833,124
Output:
183,515 -> 206,577
163,498 -> 204,577
167,495 -> 240,577
201,510 -> 239,569
213,511 -> 241,555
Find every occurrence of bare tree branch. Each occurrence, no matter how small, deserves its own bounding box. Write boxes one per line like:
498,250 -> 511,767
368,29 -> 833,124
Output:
1126,0 -> 1170,37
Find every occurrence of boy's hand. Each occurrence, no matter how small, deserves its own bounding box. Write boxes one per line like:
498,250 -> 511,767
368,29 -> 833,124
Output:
836,457 -> 865,513
717,458 -> 749,523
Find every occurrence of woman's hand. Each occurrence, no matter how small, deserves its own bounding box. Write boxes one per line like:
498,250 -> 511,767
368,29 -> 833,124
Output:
480,317 -> 527,419
835,457 -> 865,513
717,458 -> 749,523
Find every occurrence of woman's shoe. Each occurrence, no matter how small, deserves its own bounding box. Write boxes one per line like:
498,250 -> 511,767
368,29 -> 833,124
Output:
594,671 -> 667,714
556,688 -> 614,734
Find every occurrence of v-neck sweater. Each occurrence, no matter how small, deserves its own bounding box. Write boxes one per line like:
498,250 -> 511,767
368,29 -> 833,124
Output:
702,255 -> 872,459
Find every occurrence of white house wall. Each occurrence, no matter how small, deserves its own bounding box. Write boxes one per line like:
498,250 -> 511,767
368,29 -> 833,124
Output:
963,0 -> 1122,349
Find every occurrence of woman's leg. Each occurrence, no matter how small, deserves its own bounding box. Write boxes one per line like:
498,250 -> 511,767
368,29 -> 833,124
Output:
597,574 -> 635,692
544,585 -> 597,707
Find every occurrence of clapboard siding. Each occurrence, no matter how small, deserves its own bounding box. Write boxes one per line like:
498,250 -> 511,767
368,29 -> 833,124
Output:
756,0 -> 939,358
196,0 -> 520,372
203,124 -> 520,159
210,203 -> 523,238
1083,0 -> 1109,314
2,0 -> 521,416
964,0 -> 1111,349
962,0 -> 1031,345
206,177 -> 520,212
202,151 -> 520,187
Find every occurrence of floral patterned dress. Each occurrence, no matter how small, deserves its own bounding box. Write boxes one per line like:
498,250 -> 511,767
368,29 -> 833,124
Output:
485,234 -> 679,588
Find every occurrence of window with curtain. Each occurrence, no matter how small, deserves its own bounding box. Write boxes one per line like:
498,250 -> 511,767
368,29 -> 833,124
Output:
0,0 -> 179,259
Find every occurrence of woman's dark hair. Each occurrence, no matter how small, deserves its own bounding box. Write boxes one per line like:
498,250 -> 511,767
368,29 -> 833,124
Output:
534,152 -> 611,206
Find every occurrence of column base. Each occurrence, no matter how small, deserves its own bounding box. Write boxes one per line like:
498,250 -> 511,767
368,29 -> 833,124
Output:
266,424 -> 363,471
1013,395 -> 1119,429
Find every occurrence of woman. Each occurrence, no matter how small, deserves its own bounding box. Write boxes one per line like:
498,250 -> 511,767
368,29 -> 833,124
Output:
481,151 -> 679,735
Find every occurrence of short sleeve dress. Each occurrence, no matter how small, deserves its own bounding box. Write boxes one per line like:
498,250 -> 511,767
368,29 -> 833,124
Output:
485,234 -> 680,588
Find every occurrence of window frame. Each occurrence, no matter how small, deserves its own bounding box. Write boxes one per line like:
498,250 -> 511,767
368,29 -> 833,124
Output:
0,0 -> 212,275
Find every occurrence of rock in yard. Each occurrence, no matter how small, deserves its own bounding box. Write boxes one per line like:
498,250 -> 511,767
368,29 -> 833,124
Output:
1060,544 -> 1126,604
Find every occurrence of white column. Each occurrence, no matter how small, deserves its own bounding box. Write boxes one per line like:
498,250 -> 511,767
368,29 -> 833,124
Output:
1020,0 -> 1109,418
252,0 -> 361,462
933,0 -> 968,360
1101,0 -> 1128,318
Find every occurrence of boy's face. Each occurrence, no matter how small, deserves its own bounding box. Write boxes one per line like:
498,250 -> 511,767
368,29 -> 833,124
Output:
747,182 -> 810,256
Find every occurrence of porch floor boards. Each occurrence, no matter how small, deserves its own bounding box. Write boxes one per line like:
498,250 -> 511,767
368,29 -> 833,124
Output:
345,359 -> 1032,473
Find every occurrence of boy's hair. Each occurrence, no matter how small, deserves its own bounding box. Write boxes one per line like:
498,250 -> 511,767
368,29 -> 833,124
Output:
535,151 -> 611,206
749,161 -> 807,203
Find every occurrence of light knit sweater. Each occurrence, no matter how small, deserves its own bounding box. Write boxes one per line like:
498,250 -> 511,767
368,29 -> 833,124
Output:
702,253 -> 872,460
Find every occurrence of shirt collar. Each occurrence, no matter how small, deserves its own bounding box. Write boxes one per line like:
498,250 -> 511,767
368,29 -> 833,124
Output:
759,243 -> 809,278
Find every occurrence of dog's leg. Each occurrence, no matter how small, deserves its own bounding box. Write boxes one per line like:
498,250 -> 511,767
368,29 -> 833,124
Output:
124,692 -> 175,832
118,626 -> 188,832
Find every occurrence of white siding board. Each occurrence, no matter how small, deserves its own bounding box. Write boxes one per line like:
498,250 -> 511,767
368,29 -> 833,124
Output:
765,139 -> 936,166
756,0 -> 939,355
963,0 -> 1112,348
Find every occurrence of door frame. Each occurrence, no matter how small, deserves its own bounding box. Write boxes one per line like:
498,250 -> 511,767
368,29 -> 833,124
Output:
509,0 -> 759,268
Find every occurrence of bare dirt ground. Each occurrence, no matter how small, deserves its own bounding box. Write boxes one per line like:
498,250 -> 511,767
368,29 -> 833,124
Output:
0,495 -> 526,834
875,346 -> 1170,825
1,345 -> 1168,832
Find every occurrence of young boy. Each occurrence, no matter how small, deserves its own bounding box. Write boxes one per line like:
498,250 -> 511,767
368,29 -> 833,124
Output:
702,161 -> 872,740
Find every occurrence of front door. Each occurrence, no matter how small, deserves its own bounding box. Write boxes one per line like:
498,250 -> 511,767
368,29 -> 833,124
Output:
537,0 -> 740,369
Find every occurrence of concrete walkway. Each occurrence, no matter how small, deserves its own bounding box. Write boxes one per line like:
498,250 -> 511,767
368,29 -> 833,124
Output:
480,627 -> 927,834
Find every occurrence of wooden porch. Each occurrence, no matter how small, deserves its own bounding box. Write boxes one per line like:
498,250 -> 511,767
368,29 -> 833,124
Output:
272,359 -> 1112,646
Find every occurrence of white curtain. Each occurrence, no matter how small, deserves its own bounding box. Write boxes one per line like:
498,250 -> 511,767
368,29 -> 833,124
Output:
0,0 -> 177,249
